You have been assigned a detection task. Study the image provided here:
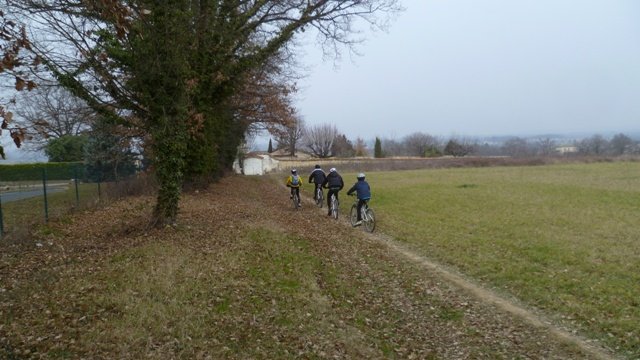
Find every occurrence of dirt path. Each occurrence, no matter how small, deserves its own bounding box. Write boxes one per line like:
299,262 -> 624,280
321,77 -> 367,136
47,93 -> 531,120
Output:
377,236 -> 614,360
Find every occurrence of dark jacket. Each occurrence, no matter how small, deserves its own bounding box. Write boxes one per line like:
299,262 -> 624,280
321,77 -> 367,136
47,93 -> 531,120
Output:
322,172 -> 344,190
347,179 -> 371,200
308,169 -> 326,185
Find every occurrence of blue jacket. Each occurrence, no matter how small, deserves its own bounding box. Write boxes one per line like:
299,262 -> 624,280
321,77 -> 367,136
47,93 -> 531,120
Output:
347,180 -> 371,200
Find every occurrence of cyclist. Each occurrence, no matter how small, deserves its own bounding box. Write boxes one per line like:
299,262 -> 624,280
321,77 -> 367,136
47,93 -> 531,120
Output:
347,173 -> 371,226
308,164 -> 326,202
322,167 -> 344,216
286,169 -> 302,207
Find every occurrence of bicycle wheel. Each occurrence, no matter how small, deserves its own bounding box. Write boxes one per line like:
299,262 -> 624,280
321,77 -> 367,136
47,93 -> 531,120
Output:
349,204 -> 358,226
331,195 -> 339,219
364,208 -> 375,232
292,193 -> 300,210
316,188 -> 323,207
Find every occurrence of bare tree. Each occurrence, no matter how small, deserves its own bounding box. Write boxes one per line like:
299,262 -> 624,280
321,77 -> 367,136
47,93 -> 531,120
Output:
609,133 -> 635,155
501,137 -> 532,157
331,133 -> 355,158
403,132 -> 441,157
354,137 -> 369,157
273,116 -> 305,157
14,86 -> 95,151
577,134 -> 608,155
304,124 -> 338,158
381,137 -> 405,157
535,137 -> 557,157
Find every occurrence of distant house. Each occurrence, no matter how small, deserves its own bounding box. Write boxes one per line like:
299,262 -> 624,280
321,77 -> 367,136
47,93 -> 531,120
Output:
556,146 -> 578,154
233,153 -> 279,175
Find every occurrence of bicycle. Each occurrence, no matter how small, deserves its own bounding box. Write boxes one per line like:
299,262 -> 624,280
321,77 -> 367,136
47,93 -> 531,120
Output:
329,193 -> 339,219
314,185 -> 324,208
350,197 -> 375,232
291,191 -> 301,210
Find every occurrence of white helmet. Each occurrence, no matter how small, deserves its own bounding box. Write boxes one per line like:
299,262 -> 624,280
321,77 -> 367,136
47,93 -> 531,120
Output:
329,167 -> 336,173
357,173 -> 365,179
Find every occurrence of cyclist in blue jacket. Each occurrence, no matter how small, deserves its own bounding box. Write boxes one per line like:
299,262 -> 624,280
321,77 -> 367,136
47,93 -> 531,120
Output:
346,173 -> 371,226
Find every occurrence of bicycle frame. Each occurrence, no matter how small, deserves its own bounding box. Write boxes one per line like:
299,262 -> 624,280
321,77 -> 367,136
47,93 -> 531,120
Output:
350,198 -> 375,232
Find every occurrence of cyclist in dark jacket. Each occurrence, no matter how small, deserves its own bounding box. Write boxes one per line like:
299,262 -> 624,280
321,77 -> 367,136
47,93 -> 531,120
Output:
308,164 -> 326,201
347,173 -> 371,225
322,167 -> 344,215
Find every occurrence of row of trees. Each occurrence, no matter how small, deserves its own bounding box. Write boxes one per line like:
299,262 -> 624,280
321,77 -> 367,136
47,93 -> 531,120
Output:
376,133 -> 640,158
0,1 -> 400,226
273,129 -> 475,158
268,122 -> 368,158
270,128 -> 640,159
480,134 -> 640,157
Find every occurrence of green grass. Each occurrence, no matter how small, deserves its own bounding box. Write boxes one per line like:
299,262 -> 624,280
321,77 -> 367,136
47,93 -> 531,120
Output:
1,182 -> 102,241
356,162 -> 640,358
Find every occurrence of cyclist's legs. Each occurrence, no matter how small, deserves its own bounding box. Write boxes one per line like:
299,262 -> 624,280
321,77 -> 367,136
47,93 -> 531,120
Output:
327,188 -> 337,209
357,199 -> 367,221
314,184 -> 322,199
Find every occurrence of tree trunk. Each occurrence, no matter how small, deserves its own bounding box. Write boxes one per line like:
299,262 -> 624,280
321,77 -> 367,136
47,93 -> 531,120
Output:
151,118 -> 187,227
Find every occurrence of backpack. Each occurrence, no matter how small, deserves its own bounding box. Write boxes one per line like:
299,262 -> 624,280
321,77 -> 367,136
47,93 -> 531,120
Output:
291,175 -> 300,186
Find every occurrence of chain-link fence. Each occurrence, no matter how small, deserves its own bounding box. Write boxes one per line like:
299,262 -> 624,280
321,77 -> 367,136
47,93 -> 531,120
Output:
0,162 -> 149,243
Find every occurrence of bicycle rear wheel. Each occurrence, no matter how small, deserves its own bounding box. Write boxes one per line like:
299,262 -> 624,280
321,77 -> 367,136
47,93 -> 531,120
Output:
316,188 -> 323,207
331,196 -> 339,219
292,193 -> 300,210
363,208 -> 375,232
349,204 -> 358,226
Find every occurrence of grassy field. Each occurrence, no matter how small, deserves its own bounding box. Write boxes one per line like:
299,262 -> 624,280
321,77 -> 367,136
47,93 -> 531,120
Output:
349,162 -> 639,358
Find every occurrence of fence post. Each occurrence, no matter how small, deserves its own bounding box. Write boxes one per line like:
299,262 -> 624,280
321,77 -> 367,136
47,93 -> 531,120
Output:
74,166 -> 80,208
0,194 -> 4,238
42,167 -> 49,223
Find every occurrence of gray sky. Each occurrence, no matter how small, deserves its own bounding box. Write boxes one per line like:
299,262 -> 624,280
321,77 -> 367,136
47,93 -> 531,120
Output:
295,0 -> 640,140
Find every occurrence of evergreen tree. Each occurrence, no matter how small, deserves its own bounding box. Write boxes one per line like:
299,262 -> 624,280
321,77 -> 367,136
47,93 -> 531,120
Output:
268,138 -> 273,153
84,120 -> 137,182
374,137 -> 383,158
45,135 -> 88,162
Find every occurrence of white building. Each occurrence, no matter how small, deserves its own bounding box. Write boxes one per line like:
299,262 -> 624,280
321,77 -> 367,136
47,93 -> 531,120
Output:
233,153 -> 279,175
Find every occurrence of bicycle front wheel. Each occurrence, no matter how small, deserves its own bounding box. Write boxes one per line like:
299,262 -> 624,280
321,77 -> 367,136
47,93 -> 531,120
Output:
349,204 -> 358,226
364,208 -> 375,232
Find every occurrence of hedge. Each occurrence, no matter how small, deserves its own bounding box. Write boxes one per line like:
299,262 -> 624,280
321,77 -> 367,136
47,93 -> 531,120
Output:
0,162 -> 85,182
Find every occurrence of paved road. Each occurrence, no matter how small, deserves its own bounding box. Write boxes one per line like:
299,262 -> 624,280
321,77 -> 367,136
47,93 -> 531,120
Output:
0,187 -> 67,204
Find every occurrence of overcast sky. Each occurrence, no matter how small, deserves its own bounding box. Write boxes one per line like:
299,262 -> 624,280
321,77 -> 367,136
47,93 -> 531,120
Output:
294,0 -> 640,141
